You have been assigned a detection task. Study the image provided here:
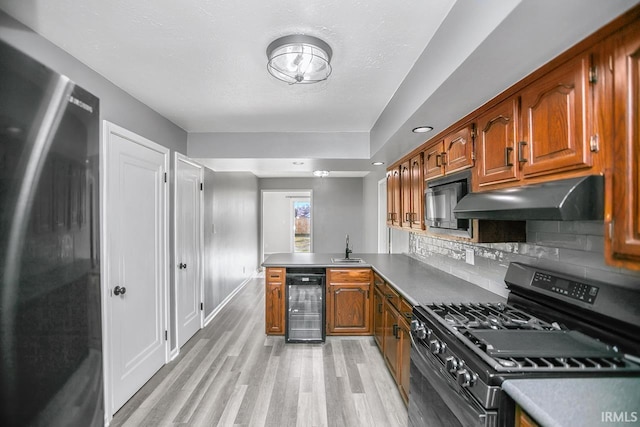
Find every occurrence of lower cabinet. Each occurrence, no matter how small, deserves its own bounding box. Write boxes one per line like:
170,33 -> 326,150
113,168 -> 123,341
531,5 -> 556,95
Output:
326,268 -> 373,335
373,272 -> 413,405
265,268 -> 285,335
373,277 -> 385,350
515,405 -> 539,427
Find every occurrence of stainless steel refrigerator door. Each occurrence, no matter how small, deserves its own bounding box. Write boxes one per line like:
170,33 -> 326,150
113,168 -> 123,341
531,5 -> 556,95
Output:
0,40 -> 102,427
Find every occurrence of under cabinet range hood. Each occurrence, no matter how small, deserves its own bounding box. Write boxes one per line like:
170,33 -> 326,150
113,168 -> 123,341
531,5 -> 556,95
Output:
453,175 -> 604,221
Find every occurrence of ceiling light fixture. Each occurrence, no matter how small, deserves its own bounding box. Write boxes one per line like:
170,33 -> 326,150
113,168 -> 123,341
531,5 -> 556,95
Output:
372,161 -> 385,166
292,161 -> 304,165
267,35 -> 333,84
412,126 -> 434,133
313,170 -> 330,177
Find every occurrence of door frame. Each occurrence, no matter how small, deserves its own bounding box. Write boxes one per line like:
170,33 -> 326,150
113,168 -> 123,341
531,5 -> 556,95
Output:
260,189 -> 313,264
173,153 -> 204,352
378,177 -> 389,253
100,121 -> 170,422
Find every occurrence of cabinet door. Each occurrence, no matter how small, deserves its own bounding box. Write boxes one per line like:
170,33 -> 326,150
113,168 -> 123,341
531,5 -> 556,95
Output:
520,54 -> 593,178
386,168 -> 401,226
443,124 -> 474,174
398,317 -> 411,405
383,302 -> 400,382
265,268 -> 285,335
409,154 -> 424,230
373,286 -> 385,351
476,98 -> 520,188
423,141 -> 444,180
400,160 -> 412,228
327,284 -> 372,335
607,23 -> 640,269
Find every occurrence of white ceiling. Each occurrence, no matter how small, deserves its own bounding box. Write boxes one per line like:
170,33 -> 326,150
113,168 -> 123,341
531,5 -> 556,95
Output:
2,0 -> 639,177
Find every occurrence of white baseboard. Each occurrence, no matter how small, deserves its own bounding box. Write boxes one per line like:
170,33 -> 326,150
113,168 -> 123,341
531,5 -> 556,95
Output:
203,272 -> 257,327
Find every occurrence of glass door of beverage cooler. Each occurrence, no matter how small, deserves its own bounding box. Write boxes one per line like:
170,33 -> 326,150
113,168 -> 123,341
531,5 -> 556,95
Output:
286,271 -> 325,343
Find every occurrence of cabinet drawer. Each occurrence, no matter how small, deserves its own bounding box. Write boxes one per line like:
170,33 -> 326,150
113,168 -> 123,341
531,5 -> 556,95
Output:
400,298 -> 413,322
328,268 -> 372,283
384,284 -> 400,310
266,268 -> 285,281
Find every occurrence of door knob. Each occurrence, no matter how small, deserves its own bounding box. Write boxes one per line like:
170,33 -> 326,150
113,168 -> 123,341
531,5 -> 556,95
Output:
113,286 -> 126,296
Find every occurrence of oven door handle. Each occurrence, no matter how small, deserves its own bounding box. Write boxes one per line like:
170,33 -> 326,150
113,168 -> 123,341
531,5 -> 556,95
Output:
410,332 -> 493,426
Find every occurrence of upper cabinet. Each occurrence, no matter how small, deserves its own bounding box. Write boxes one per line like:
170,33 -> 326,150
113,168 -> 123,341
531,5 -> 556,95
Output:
606,21 -> 640,270
519,53 -> 594,178
386,168 -> 400,227
400,160 -> 412,228
476,97 -> 519,188
423,124 -> 475,181
408,153 -> 424,230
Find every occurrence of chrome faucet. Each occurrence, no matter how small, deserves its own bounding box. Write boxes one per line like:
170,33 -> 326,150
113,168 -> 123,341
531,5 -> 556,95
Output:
345,234 -> 352,259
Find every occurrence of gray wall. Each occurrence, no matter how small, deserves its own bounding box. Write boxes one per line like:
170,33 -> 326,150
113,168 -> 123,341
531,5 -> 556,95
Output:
409,221 -> 640,298
260,178 -> 364,256
203,169 -> 260,319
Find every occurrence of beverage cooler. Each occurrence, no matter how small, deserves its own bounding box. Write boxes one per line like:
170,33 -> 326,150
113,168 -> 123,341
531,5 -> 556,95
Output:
285,268 -> 325,343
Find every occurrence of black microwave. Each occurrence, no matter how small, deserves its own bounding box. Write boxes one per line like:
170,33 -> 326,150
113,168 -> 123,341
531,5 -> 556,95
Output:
424,171 -> 470,233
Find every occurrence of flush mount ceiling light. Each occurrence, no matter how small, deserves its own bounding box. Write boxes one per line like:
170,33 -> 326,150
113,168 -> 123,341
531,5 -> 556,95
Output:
313,170 -> 330,177
372,161 -> 385,166
267,35 -> 333,84
412,126 -> 434,133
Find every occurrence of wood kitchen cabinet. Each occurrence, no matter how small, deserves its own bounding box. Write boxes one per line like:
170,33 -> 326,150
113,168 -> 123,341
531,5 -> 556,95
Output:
400,160 -> 412,228
423,123 -> 475,181
386,168 -> 401,226
476,97 -> 520,188
327,268 -> 373,335
399,154 -> 425,230
380,278 -> 413,405
515,405 -> 539,427
373,273 -> 386,350
606,21 -> 640,270
519,53 -> 594,179
264,268 -> 285,335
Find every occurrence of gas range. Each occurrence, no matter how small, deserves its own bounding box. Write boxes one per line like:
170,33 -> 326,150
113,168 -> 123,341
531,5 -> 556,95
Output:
408,263 -> 640,427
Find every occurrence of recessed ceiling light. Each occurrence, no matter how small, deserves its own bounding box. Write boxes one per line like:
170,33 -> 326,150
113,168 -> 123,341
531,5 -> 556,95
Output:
372,161 -> 385,166
412,126 -> 434,133
292,161 -> 304,165
313,170 -> 329,177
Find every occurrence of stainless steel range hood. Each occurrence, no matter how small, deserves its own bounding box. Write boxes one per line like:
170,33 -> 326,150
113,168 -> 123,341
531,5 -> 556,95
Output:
453,175 -> 604,221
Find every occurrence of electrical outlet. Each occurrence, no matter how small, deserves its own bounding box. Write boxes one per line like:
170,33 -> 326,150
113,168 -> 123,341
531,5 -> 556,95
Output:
465,248 -> 475,265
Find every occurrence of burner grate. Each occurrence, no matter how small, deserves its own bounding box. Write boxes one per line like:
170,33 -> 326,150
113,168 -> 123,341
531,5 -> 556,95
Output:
428,302 -> 557,331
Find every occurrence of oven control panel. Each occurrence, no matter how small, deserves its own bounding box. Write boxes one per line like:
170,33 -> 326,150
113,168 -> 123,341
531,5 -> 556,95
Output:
532,272 -> 599,304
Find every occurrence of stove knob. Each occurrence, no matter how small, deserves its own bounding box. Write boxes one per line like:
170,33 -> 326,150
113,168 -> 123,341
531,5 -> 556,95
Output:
445,356 -> 460,373
456,369 -> 477,388
429,339 -> 445,354
411,320 -> 430,339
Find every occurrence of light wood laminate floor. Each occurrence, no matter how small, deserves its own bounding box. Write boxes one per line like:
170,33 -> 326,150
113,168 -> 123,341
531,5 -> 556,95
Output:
110,275 -> 408,427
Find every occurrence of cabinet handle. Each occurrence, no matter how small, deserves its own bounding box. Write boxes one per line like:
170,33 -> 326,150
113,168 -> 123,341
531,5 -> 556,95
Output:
365,290 -> 370,299
393,324 -> 398,338
386,294 -> 394,299
441,152 -> 447,166
518,141 -> 527,163
505,147 -> 513,166
435,154 -> 442,167
378,303 -> 383,314
405,212 -> 410,222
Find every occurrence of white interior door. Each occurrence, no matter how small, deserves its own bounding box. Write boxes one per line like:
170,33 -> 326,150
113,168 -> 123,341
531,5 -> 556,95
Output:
104,122 -> 168,415
175,154 -> 203,348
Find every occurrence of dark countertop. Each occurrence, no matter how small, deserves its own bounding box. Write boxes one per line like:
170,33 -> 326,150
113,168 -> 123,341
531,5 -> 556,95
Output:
262,253 -> 505,306
502,377 -> 640,427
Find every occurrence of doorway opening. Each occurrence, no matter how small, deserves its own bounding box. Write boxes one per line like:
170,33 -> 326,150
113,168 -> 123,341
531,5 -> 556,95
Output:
262,190 -> 312,263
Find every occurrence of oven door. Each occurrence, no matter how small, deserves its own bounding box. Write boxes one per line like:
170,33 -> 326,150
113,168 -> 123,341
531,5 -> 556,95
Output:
408,333 -> 497,427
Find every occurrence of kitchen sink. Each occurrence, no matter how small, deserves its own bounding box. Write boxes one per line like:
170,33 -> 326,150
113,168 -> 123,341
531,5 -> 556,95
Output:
331,258 -> 364,264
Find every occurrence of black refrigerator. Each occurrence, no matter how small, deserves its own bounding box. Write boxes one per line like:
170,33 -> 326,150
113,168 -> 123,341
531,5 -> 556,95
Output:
0,40 -> 103,426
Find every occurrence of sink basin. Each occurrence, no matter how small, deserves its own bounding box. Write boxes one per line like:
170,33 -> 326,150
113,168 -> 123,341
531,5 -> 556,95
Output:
331,258 -> 364,264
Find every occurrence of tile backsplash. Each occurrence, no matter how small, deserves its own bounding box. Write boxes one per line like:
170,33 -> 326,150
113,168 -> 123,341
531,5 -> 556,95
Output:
409,220 -> 640,298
